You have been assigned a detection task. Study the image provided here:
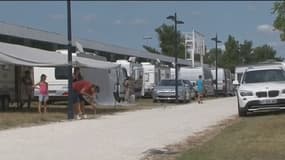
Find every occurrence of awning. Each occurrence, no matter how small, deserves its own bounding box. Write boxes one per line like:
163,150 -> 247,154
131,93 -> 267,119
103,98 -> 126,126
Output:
0,42 -> 119,69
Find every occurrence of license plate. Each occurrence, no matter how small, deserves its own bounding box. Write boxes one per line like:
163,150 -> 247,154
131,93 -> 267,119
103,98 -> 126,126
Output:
260,99 -> 277,104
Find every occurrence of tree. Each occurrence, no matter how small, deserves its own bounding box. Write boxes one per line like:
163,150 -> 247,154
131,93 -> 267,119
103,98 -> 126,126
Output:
222,35 -> 240,72
273,1 -> 285,41
204,48 -> 223,67
154,23 -> 185,58
239,40 -> 253,64
252,44 -> 277,62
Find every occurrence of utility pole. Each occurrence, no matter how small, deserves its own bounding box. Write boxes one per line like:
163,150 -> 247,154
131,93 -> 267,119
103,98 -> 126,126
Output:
67,0 -> 73,119
211,33 -> 222,97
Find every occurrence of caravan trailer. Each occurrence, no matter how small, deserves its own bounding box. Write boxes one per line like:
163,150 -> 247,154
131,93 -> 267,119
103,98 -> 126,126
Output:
179,66 -> 215,96
115,59 -> 143,98
141,62 -> 158,96
141,62 -> 171,97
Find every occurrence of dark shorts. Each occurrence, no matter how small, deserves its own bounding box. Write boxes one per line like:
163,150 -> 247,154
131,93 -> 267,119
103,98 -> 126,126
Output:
72,90 -> 85,104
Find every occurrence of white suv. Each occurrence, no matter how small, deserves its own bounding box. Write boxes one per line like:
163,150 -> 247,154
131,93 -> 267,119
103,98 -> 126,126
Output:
235,65 -> 285,116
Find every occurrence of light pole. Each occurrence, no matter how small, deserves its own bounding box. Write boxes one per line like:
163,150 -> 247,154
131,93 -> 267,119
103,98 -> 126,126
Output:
67,0 -> 73,119
166,12 -> 184,103
211,33 -> 222,97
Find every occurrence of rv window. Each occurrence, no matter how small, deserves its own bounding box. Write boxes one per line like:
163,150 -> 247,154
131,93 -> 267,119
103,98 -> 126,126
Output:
55,66 -> 69,79
144,73 -> 150,82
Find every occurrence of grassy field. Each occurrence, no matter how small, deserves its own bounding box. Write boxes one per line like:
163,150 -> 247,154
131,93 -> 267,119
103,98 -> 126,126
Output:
0,98 -> 170,131
177,112 -> 285,160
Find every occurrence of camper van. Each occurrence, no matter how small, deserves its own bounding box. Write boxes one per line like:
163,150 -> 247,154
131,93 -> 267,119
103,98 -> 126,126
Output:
179,66 -> 215,96
115,59 -> 143,98
211,68 -> 234,96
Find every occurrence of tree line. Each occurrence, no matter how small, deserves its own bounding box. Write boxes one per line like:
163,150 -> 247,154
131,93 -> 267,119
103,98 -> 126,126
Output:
143,1 -> 285,73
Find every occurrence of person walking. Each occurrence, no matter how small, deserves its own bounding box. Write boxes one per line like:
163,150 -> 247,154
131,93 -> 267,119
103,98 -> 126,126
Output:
20,70 -> 33,109
197,75 -> 204,104
72,80 -> 97,120
34,74 -> 49,113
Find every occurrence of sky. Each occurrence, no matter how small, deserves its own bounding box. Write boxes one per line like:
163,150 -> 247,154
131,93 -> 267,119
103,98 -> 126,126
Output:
0,1 -> 284,57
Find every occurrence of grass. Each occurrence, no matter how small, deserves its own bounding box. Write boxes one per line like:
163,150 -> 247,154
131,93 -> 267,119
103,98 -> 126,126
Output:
177,112 -> 285,160
0,98 -> 171,131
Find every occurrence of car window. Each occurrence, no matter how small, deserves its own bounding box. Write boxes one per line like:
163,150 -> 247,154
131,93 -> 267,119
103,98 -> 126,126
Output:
243,69 -> 285,83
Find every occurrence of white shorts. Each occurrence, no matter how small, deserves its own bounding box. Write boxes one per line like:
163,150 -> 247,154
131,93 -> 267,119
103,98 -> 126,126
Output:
39,95 -> 49,102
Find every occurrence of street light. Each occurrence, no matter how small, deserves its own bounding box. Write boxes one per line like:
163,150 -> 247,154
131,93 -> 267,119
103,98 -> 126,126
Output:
166,12 -> 184,103
211,33 -> 222,97
67,0 -> 73,119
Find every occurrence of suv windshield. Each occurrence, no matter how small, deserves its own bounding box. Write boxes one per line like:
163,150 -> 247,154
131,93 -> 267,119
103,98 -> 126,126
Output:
243,69 -> 285,83
159,80 -> 183,86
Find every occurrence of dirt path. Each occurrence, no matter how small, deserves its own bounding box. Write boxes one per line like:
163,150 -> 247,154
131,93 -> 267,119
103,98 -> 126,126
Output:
0,97 -> 237,160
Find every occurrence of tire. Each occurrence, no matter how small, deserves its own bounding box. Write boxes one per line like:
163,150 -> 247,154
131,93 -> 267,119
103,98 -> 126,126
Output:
237,97 -> 247,117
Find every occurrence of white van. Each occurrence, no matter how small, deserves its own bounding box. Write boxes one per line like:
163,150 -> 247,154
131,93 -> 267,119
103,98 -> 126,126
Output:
179,66 -> 215,96
141,62 -> 158,96
211,68 -> 234,96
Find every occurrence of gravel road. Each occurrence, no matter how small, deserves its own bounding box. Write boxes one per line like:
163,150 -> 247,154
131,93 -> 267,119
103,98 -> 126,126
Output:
0,97 -> 237,160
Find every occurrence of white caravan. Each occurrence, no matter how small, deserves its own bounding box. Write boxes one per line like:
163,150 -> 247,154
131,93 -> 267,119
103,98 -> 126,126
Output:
141,62 -> 158,96
179,66 -> 215,96
33,66 -> 68,101
115,59 -> 143,98
211,68 -> 235,96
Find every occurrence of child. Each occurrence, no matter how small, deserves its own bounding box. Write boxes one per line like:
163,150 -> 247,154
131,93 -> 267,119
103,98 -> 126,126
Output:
34,74 -> 48,113
197,75 -> 204,104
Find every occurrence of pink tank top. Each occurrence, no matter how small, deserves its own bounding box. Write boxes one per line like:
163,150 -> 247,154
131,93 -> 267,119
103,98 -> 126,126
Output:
39,82 -> 48,95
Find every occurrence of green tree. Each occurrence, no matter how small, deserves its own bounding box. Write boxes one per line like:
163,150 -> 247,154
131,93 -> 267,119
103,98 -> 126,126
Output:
252,44 -> 277,62
273,0 -> 285,41
222,35 -> 240,72
154,23 -> 185,58
204,48 -> 223,67
239,40 -> 253,64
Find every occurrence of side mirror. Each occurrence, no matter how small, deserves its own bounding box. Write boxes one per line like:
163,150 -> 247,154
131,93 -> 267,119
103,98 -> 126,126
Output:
233,80 -> 239,86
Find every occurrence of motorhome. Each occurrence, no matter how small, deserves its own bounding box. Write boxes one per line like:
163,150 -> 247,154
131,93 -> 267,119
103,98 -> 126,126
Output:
179,66 -> 215,96
211,68 -> 234,96
115,59 -> 143,98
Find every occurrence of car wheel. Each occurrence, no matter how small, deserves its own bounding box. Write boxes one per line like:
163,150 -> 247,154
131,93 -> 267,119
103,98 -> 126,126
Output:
237,97 -> 247,117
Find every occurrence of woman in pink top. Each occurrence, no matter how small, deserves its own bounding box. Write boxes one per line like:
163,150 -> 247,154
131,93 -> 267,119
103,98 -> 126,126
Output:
34,74 -> 48,113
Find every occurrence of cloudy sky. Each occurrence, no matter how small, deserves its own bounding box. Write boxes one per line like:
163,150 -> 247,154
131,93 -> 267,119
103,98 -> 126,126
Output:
0,1 -> 283,57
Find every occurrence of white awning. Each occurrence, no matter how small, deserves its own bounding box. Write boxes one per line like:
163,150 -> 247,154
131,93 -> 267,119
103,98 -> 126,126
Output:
0,42 -> 119,69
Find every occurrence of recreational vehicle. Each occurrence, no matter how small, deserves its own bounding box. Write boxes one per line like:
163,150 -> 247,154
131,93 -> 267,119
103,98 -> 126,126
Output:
115,59 -> 143,98
179,66 -> 215,96
211,68 -> 234,96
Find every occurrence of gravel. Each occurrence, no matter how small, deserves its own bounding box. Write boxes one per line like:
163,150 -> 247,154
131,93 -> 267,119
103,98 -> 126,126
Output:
0,97 -> 237,160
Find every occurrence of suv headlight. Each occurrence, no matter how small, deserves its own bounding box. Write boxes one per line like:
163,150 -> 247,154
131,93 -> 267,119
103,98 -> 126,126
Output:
240,90 -> 253,97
